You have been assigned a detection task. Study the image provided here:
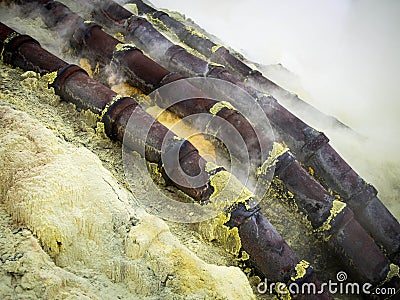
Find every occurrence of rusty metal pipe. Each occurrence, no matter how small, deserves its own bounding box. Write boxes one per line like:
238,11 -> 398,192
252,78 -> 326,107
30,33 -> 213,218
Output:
1,23 -> 334,298
38,1 -> 400,285
0,22 -> 211,201
124,0 -> 350,130
1,31 -> 66,74
309,143 -> 400,264
35,1 -> 272,164
98,0 -> 400,266
274,151 -> 395,286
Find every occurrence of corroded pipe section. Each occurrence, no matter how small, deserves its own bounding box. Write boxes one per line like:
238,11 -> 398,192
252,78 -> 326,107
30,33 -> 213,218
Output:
309,143 -> 400,264
62,1 -> 400,281
0,22 -> 211,201
124,0 -> 349,130
37,1 -> 271,164
1,22 -> 334,298
1,29 -> 66,74
51,64 -> 114,114
90,0 -> 331,164
237,207 -> 331,299
274,150 -> 395,286
110,0 -> 400,265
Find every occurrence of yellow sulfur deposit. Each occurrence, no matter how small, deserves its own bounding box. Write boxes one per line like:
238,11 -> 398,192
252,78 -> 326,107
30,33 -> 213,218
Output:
196,212 -> 243,257
43,71 -> 58,86
385,263 -> 400,283
209,100 -> 236,115
114,43 -> 137,53
208,170 -> 254,208
146,13 -> 171,34
146,105 -> 216,158
1,32 -> 19,62
195,169 -> 255,259
111,81 -> 144,97
79,58 -> 93,78
99,94 -> 124,120
257,142 -> 289,177
185,25 -> 210,40
290,260 -> 310,281
212,44 -> 224,54
315,200 -> 347,239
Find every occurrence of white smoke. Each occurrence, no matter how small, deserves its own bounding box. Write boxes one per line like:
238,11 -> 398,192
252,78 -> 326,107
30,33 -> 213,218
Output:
151,0 -> 400,218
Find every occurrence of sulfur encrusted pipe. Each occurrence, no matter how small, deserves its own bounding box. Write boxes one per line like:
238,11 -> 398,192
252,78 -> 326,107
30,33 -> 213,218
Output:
1,22 -> 337,299
23,2 -> 400,290
36,0 -> 274,166
91,0 -> 400,266
121,0 -> 351,129
162,3 -> 349,131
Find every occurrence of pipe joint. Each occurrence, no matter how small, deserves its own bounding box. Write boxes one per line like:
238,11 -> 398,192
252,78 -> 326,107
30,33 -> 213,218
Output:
1,33 -> 39,64
225,203 -> 260,228
50,64 -> 88,90
102,96 -> 138,140
71,21 -> 102,51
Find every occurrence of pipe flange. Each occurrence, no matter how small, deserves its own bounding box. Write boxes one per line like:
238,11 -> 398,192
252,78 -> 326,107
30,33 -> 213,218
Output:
2,33 -> 40,64
50,64 -> 88,90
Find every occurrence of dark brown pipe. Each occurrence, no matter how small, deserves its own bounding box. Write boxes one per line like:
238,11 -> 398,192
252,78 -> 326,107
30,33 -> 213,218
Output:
0,21 -> 212,201
88,1 -> 400,281
232,203 -> 332,300
275,150 -> 394,285
107,0 -> 400,266
1,22 -> 333,298
1,31 -> 66,74
37,1 -> 271,164
309,143 -> 400,264
51,64 -> 114,114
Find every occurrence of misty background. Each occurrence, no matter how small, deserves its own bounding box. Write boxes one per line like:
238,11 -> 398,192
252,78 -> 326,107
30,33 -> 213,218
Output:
150,0 -> 400,218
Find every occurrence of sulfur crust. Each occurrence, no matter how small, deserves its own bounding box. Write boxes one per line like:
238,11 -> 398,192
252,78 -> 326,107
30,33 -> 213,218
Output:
195,170 -> 254,257
114,43 -> 136,52
17,69 -> 58,89
196,212 -> 243,257
146,105 -> 216,158
209,170 -> 254,210
0,105 -> 255,299
257,142 -> 289,177
145,14 -> 209,61
1,32 -> 19,62
315,200 -> 347,239
99,94 -> 124,120
111,82 -> 144,97
209,100 -> 236,115
79,58 -> 93,78
185,25 -> 209,40
291,260 -> 310,281
196,167 -> 256,259
385,263 -> 400,282
147,13 -> 171,34
211,44 -> 224,54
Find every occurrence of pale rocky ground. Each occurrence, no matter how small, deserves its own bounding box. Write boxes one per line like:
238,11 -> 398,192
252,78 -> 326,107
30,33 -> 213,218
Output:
0,91 -> 255,299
